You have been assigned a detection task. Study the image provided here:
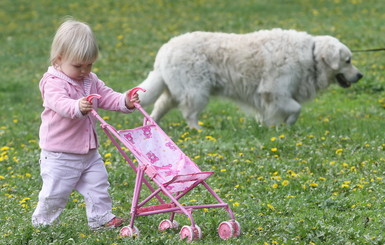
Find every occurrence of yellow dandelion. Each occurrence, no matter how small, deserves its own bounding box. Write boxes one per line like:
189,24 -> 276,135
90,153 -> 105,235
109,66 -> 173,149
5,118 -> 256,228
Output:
233,202 -> 240,207
267,204 -> 275,210
272,183 -> 279,188
205,136 -> 217,142
1,146 -> 9,151
309,183 -> 318,187
271,148 -> 278,152
336,148 -> 343,154
19,197 -> 30,204
282,180 -> 289,186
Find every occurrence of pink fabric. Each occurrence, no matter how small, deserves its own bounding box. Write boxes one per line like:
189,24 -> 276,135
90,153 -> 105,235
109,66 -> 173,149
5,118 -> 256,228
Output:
119,125 -> 201,192
39,66 -> 133,154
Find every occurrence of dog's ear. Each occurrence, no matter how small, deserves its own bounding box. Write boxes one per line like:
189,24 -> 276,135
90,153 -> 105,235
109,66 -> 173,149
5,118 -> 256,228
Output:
322,46 -> 340,70
315,36 -> 341,70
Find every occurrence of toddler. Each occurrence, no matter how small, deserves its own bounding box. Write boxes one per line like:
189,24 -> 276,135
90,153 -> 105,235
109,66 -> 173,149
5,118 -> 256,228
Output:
32,19 -> 139,229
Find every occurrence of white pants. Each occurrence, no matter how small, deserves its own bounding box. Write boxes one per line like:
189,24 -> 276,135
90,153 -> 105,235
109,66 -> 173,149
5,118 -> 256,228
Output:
32,150 -> 115,229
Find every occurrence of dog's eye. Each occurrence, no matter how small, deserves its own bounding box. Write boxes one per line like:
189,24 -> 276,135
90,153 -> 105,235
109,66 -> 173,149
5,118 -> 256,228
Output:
346,58 -> 351,64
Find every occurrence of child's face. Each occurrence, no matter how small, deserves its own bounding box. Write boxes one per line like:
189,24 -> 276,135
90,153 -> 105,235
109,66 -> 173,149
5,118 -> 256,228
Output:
56,57 -> 94,82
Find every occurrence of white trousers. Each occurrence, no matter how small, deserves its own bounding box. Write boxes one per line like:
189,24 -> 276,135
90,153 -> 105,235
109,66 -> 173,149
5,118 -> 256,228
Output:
32,150 -> 115,228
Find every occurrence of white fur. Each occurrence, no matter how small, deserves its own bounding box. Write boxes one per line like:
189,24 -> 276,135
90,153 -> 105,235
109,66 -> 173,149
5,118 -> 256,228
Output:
138,28 -> 363,128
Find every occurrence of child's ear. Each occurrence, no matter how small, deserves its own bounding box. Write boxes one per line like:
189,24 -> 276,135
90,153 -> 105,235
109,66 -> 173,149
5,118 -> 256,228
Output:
56,56 -> 63,64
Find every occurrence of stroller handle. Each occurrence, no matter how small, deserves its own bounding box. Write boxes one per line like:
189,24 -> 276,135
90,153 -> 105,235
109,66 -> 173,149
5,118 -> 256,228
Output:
86,94 -> 101,103
128,87 -> 146,103
86,87 -> 146,105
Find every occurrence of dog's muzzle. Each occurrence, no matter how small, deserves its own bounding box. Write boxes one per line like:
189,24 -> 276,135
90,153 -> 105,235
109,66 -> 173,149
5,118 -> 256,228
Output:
336,73 -> 363,88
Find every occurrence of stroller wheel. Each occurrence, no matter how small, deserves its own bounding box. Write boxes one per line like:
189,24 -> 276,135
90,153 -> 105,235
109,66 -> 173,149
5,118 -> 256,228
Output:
232,220 -> 241,237
119,225 -> 140,238
158,219 -> 179,231
218,221 -> 234,240
180,225 -> 202,242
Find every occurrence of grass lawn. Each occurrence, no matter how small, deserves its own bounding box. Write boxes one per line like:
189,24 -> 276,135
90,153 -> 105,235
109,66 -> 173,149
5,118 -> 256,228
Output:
1,0 -> 385,244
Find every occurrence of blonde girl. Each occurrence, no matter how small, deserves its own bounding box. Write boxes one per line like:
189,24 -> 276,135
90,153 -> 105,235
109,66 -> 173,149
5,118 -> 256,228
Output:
32,19 -> 139,229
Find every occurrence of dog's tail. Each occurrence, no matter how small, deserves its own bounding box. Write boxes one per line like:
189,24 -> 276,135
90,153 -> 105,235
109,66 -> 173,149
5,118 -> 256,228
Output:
136,70 -> 166,106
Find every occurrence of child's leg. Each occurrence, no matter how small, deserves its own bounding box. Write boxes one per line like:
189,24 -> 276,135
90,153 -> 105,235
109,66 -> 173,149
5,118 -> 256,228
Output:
75,150 -> 115,229
32,150 -> 82,226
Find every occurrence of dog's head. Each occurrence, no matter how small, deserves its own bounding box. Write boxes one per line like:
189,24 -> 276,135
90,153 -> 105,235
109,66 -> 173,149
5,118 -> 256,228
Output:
315,36 -> 363,88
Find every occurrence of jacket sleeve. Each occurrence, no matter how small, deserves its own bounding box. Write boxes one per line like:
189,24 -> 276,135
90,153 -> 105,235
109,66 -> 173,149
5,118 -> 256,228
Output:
93,75 -> 134,113
40,76 -> 84,119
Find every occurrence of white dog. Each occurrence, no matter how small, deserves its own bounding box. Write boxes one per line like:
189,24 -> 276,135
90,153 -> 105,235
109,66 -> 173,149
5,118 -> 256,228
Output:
137,28 -> 363,128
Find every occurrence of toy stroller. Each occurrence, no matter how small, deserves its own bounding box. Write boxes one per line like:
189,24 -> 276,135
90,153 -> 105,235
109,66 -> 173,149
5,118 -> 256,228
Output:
87,88 -> 240,242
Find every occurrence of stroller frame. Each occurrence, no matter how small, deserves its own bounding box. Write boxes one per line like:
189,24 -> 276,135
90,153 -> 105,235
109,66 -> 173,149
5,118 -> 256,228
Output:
87,90 -> 240,241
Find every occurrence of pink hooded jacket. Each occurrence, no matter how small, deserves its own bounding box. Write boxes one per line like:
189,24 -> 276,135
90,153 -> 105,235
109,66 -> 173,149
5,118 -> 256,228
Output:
39,66 -> 133,154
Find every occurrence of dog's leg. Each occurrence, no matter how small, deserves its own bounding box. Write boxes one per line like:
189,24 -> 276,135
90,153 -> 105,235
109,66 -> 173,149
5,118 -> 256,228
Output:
151,90 -> 176,122
263,97 -> 301,126
179,94 -> 209,129
281,99 -> 301,125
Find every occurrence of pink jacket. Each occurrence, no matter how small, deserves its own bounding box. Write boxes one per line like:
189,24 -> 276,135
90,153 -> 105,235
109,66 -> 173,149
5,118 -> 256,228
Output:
39,66 -> 133,154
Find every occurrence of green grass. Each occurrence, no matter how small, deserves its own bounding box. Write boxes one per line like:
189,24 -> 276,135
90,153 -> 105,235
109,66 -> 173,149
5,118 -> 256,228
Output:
1,0 -> 385,244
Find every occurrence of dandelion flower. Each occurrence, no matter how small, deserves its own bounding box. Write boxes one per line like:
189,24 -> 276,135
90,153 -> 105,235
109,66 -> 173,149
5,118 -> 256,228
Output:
309,183 -> 318,187
267,204 -> 275,210
282,180 -> 289,186
336,148 -> 343,154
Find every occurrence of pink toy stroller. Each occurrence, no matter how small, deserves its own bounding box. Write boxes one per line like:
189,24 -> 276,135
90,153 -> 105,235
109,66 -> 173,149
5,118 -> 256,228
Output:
87,88 -> 240,242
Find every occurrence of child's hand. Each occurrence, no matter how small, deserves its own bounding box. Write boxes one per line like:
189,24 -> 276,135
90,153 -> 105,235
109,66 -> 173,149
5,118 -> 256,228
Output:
79,97 -> 93,115
125,89 -> 140,109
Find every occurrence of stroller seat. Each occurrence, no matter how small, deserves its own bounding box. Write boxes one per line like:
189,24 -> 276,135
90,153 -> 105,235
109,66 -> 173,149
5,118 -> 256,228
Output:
119,125 -> 213,193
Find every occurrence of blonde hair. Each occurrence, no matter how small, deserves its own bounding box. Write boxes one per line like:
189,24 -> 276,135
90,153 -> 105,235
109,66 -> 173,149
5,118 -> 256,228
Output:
50,19 -> 98,65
